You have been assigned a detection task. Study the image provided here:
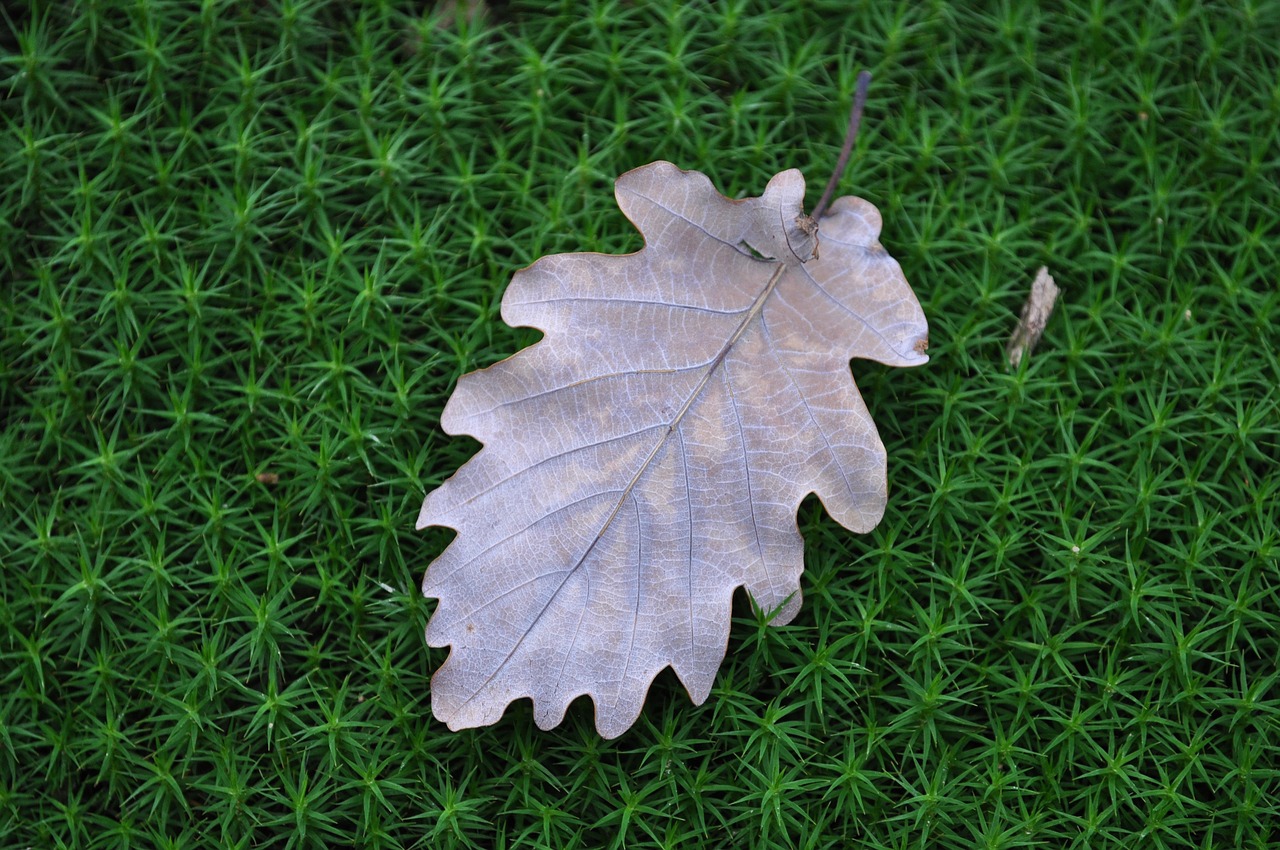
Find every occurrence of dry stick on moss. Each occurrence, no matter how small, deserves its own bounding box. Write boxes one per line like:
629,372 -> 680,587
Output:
1007,266 -> 1060,368
812,70 -> 872,222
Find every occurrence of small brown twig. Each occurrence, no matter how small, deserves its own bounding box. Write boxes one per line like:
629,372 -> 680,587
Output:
811,71 -> 871,222
1006,267 -> 1060,368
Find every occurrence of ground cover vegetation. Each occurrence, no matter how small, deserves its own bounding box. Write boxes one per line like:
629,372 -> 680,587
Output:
1,0 -> 1278,847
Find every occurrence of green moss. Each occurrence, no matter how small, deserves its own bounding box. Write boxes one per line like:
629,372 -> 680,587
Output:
2,0 -> 1278,847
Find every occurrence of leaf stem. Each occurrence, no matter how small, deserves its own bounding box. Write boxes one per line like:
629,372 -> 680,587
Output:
812,70 -> 872,221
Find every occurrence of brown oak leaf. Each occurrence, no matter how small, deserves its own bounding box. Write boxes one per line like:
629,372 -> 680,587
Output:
417,161 -> 928,737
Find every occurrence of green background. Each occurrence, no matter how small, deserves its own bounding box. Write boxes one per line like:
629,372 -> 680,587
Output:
2,1 -> 1278,847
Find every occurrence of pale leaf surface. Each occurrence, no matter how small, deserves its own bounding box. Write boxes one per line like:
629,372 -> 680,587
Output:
417,161 -> 928,738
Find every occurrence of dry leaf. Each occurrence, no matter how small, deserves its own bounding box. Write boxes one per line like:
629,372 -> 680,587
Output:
1006,266 -> 1059,368
417,161 -> 928,737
